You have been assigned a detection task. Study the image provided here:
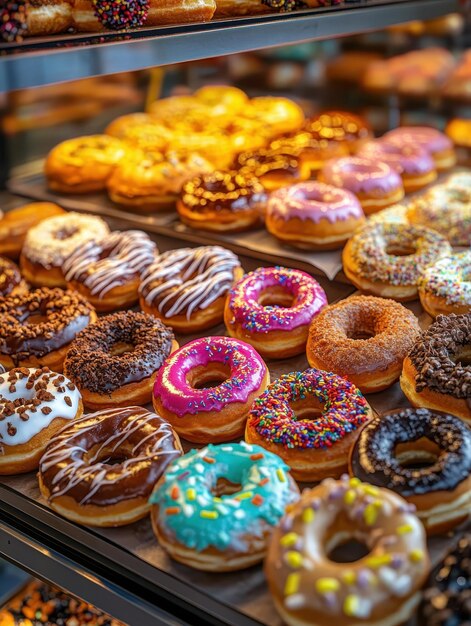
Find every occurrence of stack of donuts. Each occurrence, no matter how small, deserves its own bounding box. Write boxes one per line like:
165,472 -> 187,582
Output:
3,84 -> 471,626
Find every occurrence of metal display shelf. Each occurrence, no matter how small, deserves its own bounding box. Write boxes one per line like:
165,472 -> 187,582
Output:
0,0 -> 459,92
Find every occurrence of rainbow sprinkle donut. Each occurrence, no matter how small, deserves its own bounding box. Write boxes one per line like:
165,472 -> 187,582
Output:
246,369 -> 373,482
224,266 -> 327,359
418,252 -> 471,318
150,442 -> 300,571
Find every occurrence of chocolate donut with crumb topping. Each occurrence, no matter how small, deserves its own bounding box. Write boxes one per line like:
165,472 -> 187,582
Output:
400,313 -> 471,423
0,288 -> 96,373
64,310 -> 178,410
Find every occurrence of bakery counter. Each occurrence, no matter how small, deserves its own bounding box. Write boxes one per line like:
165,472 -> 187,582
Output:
0,0 -> 459,92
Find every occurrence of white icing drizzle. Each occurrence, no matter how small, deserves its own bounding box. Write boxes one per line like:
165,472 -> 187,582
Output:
39,408 -> 179,504
62,230 -> 157,298
139,246 -> 241,320
22,212 -> 109,268
0,368 -> 80,447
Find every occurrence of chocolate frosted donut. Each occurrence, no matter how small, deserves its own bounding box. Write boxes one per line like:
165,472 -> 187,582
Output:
64,310 -> 177,409
0,288 -> 96,372
235,148 -> 310,191
350,408 -> 471,533
400,313 -> 471,423
420,535 -> 471,626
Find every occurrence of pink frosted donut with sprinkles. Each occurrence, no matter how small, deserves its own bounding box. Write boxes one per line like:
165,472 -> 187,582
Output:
320,156 -> 404,215
224,266 -> 327,360
153,336 -> 269,444
246,369 -> 373,481
358,140 -> 436,193
382,126 -> 456,171
265,181 -> 365,250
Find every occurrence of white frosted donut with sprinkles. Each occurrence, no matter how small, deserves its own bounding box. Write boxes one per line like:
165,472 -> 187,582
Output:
0,367 -> 82,474
418,252 -> 471,318
63,230 -> 157,311
265,476 -> 429,626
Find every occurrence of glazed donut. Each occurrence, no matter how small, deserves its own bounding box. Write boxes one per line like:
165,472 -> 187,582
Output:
306,296 -> 420,393
265,477 -> 429,626
107,150 -> 212,212
244,96 -> 305,137
149,95 -> 210,125
235,148 -> 311,192
194,85 -> 249,116
0,288 -> 95,372
45,135 -> 127,193
24,0 -> 73,36
358,140 -> 437,193
420,535 -> 471,626
139,246 -> 242,333
320,156 -> 404,215
0,257 -> 27,297
266,181 -> 365,250
446,118 -> 471,149
20,212 -> 109,288
150,442 -> 300,571
304,110 -> 373,154
105,113 -> 160,139
382,126 -> 456,171
112,122 -> 173,154
400,314 -> 471,423
0,202 -> 65,259
63,230 -> 157,312
177,171 -> 267,233
342,222 -> 451,301
0,367 -> 82,475
246,369 -> 372,481
224,266 -> 327,359
418,252 -> 471,318
38,406 -> 182,527
349,408 -> 471,534
270,132 -> 350,174
406,184 -> 471,246
64,310 -> 177,410
153,336 -> 269,443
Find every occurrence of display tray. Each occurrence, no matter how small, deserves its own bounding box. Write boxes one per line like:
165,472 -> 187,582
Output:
0,302 -> 469,626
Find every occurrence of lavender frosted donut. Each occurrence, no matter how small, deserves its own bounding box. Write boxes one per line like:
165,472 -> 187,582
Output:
383,126 -> 456,171
321,156 -> 404,215
266,181 -> 364,250
358,140 -> 437,193
153,336 -> 269,443
224,266 -> 327,359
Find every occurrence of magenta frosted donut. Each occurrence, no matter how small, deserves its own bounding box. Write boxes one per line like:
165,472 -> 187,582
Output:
321,156 -> 404,215
358,140 -> 437,192
265,181 -> 364,250
383,126 -> 456,171
152,336 -> 269,443
224,266 -> 327,359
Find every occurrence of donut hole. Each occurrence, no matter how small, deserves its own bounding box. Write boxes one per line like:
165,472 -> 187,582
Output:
54,227 -> 79,241
25,314 -> 48,325
291,397 -> 324,422
86,444 -> 130,466
326,531 -> 370,563
258,287 -> 294,309
110,341 -> 135,356
452,347 -> 471,368
187,363 -> 231,390
346,327 -> 376,340
385,243 -> 417,257
212,477 -> 242,498
394,438 -> 441,470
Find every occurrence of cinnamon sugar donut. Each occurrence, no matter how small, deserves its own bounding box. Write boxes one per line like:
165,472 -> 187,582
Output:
307,296 -> 420,393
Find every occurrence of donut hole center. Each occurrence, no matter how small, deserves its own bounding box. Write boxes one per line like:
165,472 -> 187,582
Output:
326,531 -> 370,563
25,314 -> 48,325
346,327 -> 375,340
54,227 -> 79,241
110,341 -> 135,356
258,287 -> 294,309
452,347 -> 471,368
212,477 -> 242,498
395,438 -> 441,470
188,363 -> 231,390
291,398 -> 324,422
86,444 -> 130,466
385,243 -> 416,257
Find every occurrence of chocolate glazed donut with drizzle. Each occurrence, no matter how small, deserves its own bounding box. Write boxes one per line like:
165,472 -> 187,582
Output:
349,408 -> 471,534
38,407 -> 182,527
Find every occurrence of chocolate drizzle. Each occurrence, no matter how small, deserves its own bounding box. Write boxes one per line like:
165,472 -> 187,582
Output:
408,314 -> 471,401
64,311 -> 174,393
419,535 -> 471,626
350,408 -> 471,496
0,288 -> 94,361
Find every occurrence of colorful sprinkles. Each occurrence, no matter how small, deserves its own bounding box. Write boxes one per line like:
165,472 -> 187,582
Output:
247,369 -> 370,449
418,251 -> 471,306
92,0 -> 149,30
1,1 -> 27,43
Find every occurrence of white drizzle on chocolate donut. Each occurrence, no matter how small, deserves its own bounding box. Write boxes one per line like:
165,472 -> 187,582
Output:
63,230 -> 157,298
139,246 -> 241,320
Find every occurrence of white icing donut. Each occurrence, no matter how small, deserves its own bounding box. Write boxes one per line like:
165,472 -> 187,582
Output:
22,212 -> 109,269
0,367 -> 81,447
